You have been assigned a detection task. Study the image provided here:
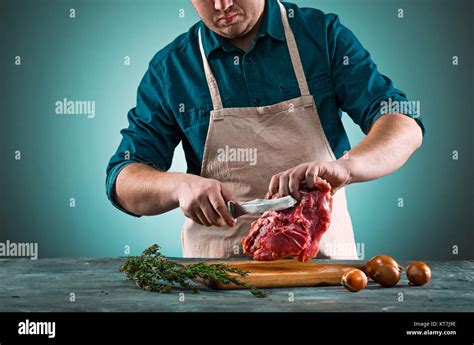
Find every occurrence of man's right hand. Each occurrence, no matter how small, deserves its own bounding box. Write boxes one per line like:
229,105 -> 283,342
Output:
174,174 -> 236,227
115,164 -> 237,226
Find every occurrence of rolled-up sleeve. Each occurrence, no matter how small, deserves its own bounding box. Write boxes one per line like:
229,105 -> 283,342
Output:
327,14 -> 425,135
106,61 -> 182,216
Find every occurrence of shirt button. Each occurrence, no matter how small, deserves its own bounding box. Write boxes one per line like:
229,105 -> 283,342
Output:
254,98 -> 261,105
247,57 -> 253,62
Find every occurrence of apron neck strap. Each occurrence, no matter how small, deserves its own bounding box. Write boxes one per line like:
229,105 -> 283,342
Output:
198,27 -> 224,110
277,0 -> 310,97
197,0 -> 311,111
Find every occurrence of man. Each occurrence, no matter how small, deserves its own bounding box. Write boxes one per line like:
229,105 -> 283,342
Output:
106,0 -> 424,259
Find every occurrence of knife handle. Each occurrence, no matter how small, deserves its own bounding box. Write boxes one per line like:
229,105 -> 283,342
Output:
227,201 -> 237,218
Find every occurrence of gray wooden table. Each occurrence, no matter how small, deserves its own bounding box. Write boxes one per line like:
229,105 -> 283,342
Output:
0,258 -> 472,312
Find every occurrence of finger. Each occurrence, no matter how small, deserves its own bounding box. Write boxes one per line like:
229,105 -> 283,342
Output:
209,193 -> 234,227
194,207 -> 211,227
268,174 -> 281,196
305,165 -> 318,190
313,164 -> 332,191
289,165 -> 307,200
201,198 -> 223,227
278,172 -> 290,196
218,185 -> 237,227
186,211 -> 204,226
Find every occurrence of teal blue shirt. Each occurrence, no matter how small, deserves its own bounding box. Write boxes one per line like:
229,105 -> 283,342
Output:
106,0 -> 424,215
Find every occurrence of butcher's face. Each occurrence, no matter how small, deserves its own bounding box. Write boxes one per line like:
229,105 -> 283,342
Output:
191,0 -> 266,39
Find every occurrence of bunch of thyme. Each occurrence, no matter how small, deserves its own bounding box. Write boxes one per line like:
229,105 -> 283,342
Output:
119,244 -> 268,298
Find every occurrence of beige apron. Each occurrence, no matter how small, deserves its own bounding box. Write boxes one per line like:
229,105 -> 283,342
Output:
181,1 -> 358,259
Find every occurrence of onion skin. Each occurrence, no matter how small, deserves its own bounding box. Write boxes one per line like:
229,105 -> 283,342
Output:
406,262 -> 431,286
366,255 -> 403,280
373,264 -> 401,287
341,268 -> 368,292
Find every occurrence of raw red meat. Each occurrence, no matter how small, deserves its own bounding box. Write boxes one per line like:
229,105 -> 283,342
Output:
242,184 -> 333,262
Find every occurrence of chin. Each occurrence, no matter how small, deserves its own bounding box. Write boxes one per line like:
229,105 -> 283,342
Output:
218,25 -> 249,39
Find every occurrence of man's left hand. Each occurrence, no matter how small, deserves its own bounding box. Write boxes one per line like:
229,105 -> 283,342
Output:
268,160 -> 351,200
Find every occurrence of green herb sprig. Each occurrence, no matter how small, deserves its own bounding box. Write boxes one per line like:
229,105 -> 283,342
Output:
119,244 -> 268,298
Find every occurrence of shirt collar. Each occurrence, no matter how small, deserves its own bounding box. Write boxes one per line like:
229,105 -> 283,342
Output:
200,0 -> 285,57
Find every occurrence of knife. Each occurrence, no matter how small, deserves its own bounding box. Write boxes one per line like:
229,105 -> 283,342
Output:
227,195 -> 298,218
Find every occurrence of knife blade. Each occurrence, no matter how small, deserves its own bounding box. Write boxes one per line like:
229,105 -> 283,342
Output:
227,195 -> 298,218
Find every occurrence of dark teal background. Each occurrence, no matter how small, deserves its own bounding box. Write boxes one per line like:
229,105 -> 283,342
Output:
1,0 -> 472,259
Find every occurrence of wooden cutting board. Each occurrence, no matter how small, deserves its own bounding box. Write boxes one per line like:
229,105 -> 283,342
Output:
197,259 -> 366,289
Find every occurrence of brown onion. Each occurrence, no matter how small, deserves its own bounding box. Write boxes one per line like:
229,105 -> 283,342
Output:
406,262 -> 431,286
341,268 -> 368,292
366,255 -> 403,279
373,264 -> 400,287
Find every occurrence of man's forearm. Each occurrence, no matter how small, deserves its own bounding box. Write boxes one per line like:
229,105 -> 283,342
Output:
114,163 -> 237,227
340,113 -> 423,184
115,163 -> 185,216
